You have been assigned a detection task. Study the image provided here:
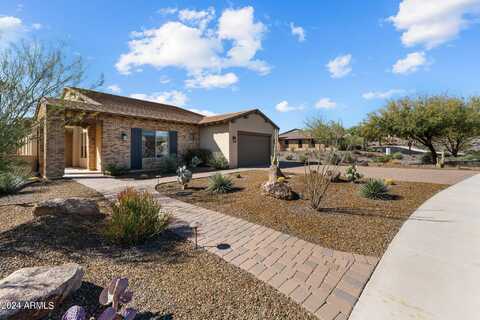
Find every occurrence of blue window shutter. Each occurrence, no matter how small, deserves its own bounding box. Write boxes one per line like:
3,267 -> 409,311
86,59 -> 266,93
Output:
169,131 -> 178,156
131,128 -> 142,170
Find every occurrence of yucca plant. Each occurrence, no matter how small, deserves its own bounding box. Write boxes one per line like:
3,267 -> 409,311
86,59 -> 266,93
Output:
106,188 -> 169,246
359,179 -> 390,200
206,173 -> 233,194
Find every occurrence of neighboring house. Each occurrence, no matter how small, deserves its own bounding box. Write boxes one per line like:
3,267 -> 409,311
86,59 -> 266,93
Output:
32,87 -> 278,179
278,128 -> 323,151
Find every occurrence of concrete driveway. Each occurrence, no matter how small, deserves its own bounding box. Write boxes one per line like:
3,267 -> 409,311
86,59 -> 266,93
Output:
283,165 -> 479,185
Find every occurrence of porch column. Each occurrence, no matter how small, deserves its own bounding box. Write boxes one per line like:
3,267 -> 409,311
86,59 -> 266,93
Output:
43,105 -> 65,179
87,124 -> 97,170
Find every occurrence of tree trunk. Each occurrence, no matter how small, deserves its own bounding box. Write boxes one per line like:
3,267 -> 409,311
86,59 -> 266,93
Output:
425,143 -> 438,165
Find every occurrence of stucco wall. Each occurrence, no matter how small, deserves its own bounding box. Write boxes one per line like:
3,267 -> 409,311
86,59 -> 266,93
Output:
228,113 -> 276,168
199,124 -> 230,162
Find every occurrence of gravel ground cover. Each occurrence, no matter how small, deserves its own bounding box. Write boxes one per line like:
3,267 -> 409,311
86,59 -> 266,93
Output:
0,180 -> 315,320
156,171 -> 446,257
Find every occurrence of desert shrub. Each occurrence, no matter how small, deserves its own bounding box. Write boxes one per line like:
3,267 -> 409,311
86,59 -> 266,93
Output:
421,152 -> 433,164
208,152 -> 229,169
343,151 -> 355,164
105,163 -> 128,176
0,166 -> 30,195
183,149 -> 212,166
392,152 -> 404,160
206,173 -> 233,193
190,155 -> 202,168
299,153 -> 308,163
158,155 -> 178,174
373,155 -> 392,163
345,164 -> 362,182
304,161 -> 333,210
106,188 -> 169,246
359,179 -> 390,200
327,152 -> 342,165
285,154 -> 294,161
384,178 -> 395,186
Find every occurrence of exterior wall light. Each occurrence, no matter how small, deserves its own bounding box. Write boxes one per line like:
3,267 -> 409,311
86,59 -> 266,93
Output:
232,135 -> 237,143
121,132 -> 128,141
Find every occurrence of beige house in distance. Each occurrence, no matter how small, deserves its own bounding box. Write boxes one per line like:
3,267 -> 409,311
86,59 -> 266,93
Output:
32,87 -> 278,179
278,128 -> 323,151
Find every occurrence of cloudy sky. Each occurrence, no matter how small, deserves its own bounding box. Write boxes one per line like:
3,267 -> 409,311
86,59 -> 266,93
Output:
1,0 -> 480,131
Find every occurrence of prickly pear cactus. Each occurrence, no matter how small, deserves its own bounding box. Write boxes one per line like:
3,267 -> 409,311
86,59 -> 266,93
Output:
62,306 -> 87,320
176,166 -> 193,190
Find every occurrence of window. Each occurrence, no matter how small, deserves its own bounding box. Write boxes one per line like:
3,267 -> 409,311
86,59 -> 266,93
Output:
142,130 -> 169,158
298,139 -> 303,148
310,139 -> 315,148
80,131 -> 87,158
284,140 -> 289,146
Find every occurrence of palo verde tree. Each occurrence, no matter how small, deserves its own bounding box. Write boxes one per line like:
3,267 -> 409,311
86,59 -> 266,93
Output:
0,41 -> 88,170
305,117 -> 346,149
366,95 -> 480,164
440,97 -> 480,157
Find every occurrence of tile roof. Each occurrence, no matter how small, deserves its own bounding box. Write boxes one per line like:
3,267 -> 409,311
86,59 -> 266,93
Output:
41,87 -> 278,128
279,129 -> 313,140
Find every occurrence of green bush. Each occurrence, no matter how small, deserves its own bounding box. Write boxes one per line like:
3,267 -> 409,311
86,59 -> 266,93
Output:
359,179 -> 390,200
0,166 -> 30,195
206,173 -> 234,194
392,152 -> 404,160
158,155 -> 179,174
421,152 -> 433,164
373,155 -> 392,163
208,152 -> 229,169
343,151 -> 355,164
183,148 -> 212,167
105,163 -> 128,176
106,188 -> 169,246
327,152 -> 341,165
299,153 -> 308,163
345,165 -> 362,182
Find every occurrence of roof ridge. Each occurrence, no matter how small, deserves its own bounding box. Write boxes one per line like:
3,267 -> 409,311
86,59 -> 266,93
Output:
66,87 -> 206,118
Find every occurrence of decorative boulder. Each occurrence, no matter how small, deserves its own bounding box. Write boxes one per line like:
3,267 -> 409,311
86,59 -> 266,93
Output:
326,170 -> 341,182
33,197 -> 100,217
261,181 -> 294,200
0,263 -> 84,320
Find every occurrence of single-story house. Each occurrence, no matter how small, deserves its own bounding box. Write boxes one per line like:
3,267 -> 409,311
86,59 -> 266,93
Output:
32,87 -> 278,179
278,128 -> 323,151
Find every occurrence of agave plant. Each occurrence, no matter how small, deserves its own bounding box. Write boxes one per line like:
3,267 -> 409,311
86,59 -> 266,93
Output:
62,277 -> 137,320
206,173 -> 233,194
176,165 -> 193,190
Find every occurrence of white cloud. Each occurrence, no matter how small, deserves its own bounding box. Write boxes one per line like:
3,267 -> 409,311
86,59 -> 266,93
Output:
32,23 -> 42,30
187,108 -> 217,116
315,98 -> 337,109
178,7 -> 215,30
159,75 -> 171,84
158,7 -> 178,15
130,90 -> 188,107
275,100 -> 304,113
392,51 -> 427,74
326,54 -> 352,78
362,89 -> 406,100
290,22 -> 305,42
116,6 -> 270,84
218,6 -> 270,74
388,0 -> 480,49
0,16 -> 24,44
186,72 -> 238,89
107,84 -> 121,93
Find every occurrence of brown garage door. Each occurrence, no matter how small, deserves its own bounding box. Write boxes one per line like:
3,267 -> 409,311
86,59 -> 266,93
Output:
238,131 -> 271,167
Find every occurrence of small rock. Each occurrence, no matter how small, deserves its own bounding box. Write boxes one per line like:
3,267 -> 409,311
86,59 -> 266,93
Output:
0,263 -> 84,320
33,197 -> 100,217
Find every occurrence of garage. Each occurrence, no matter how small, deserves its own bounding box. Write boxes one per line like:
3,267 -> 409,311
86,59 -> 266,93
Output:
238,131 -> 271,167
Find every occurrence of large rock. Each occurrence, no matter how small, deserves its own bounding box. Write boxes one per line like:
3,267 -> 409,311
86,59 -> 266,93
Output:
0,263 -> 84,320
33,197 -> 100,217
261,181 -> 294,200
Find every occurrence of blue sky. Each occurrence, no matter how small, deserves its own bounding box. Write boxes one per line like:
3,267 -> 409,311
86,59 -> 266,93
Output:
1,1 -> 480,131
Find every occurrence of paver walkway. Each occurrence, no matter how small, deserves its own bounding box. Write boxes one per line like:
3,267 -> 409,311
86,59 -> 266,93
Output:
350,173 -> 480,320
76,176 -> 378,320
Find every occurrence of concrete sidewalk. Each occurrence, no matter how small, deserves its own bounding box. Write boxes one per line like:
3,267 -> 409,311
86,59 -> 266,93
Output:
350,173 -> 480,320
